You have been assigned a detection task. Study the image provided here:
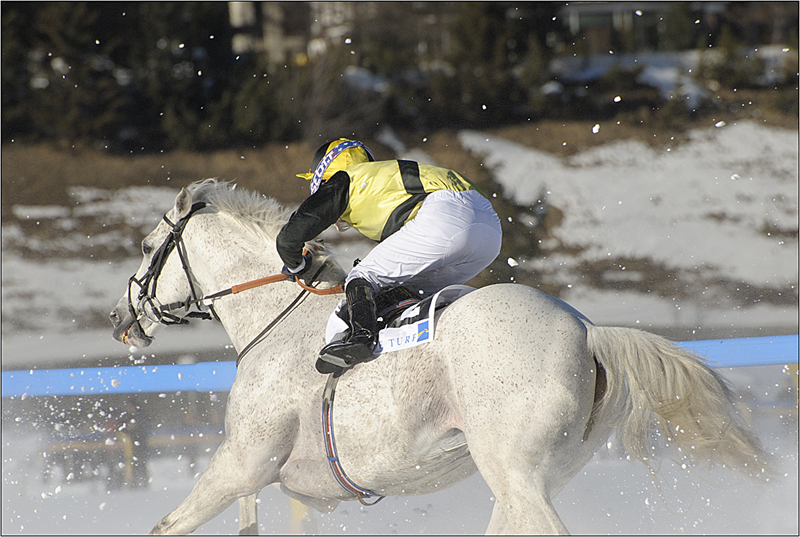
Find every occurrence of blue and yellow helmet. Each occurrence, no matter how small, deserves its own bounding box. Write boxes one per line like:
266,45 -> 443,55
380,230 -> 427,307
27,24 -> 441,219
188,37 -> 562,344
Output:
297,138 -> 374,194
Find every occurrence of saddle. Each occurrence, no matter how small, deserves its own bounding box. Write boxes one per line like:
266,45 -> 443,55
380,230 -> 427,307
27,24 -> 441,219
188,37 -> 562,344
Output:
324,284 -> 475,354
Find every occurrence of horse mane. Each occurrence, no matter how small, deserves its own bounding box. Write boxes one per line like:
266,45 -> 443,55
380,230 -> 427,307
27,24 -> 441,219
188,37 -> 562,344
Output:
187,178 -> 293,242
186,179 -> 342,278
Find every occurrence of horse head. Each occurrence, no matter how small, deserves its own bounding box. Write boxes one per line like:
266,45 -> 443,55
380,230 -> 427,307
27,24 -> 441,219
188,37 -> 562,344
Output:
110,186 -> 204,347
110,179 -> 346,349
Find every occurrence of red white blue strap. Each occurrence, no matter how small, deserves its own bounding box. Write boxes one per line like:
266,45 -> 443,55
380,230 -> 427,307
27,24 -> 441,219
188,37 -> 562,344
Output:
322,373 -> 384,505
310,140 -> 374,194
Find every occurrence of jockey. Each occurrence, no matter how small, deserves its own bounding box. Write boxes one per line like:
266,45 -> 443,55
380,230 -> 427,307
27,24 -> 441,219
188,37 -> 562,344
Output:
276,138 -> 502,374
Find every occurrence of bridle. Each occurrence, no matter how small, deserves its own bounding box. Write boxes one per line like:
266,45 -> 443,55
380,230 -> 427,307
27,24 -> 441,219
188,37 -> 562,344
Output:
126,200 -> 344,363
127,201 -> 215,327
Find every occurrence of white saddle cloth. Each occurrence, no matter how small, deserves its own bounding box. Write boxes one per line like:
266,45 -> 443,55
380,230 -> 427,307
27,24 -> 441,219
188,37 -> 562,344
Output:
324,285 -> 475,354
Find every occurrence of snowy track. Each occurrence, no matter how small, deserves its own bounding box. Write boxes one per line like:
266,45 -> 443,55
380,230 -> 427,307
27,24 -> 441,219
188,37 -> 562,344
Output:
3,371 -> 797,534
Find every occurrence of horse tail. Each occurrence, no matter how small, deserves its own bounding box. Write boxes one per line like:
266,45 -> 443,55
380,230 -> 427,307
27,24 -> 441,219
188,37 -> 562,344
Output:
585,324 -> 772,480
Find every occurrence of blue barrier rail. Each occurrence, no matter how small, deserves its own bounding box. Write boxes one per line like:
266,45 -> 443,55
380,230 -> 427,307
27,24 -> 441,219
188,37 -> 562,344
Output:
2,335 -> 797,398
678,334 -> 798,368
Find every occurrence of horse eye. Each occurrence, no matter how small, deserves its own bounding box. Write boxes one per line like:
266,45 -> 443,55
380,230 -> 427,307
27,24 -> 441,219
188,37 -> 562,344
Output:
142,243 -> 153,255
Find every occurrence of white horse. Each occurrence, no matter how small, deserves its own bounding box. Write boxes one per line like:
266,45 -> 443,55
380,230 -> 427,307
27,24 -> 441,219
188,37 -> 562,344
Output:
110,179 -> 770,535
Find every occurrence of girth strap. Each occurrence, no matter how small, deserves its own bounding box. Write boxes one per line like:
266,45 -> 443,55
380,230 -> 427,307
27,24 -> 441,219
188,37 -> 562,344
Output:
322,373 -> 385,506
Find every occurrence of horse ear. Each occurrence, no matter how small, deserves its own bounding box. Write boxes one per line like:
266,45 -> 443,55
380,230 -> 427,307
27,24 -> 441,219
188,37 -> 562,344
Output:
173,188 -> 192,219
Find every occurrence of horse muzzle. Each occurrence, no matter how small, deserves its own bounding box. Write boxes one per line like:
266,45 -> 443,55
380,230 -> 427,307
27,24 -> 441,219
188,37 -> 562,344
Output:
110,303 -> 154,347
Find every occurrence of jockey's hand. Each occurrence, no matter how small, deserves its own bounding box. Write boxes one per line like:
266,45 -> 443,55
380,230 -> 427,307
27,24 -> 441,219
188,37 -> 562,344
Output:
281,252 -> 312,278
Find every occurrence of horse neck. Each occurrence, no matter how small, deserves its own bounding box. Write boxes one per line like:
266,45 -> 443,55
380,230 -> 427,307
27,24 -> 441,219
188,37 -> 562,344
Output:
183,212 -> 331,352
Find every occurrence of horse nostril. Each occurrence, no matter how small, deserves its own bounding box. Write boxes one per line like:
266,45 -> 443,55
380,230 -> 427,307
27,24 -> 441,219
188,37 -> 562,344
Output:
110,310 -> 120,326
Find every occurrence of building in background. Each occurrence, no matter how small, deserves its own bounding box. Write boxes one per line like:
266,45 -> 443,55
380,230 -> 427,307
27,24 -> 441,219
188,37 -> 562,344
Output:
558,2 -> 797,54
228,2 -> 797,66
227,1 -> 457,70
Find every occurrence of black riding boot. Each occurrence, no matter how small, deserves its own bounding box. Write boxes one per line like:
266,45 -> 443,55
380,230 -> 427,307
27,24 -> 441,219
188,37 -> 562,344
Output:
317,278 -> 378,374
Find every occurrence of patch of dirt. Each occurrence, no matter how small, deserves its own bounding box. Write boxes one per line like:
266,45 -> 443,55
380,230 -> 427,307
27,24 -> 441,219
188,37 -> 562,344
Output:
1,142 -> 315,221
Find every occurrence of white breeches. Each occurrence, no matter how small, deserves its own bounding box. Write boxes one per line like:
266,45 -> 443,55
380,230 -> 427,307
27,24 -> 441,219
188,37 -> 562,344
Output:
347,189 -> 502,296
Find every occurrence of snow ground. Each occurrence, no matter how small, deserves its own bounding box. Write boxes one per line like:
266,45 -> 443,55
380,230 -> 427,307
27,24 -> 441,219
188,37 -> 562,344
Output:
459,121 -> 797,288
3,385 -> 797,534
2,121 -> 797,533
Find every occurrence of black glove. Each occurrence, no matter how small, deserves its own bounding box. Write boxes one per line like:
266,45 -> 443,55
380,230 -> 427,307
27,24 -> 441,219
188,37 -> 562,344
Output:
281,252 -> 312,277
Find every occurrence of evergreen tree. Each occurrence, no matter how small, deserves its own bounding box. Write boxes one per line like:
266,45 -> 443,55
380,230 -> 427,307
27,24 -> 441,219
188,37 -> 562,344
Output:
429,2 -> 561,127
1,3 -> 38,140
123,2 -> 236,150
2,2 -> 240,150
2,2 -> 131,144
661,2 -> 699,51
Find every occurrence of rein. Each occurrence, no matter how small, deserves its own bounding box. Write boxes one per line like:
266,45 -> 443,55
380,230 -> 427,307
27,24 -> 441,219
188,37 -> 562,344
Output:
205,271 -> 344,303
232,261 -> 331,367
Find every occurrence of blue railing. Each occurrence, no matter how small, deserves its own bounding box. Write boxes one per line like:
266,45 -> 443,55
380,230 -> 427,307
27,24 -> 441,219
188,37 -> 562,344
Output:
2,335 -> 797,398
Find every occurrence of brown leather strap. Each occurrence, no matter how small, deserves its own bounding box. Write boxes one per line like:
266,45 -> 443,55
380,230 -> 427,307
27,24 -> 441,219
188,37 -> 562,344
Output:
294,276 -> 344,295
230,273 -> 292,294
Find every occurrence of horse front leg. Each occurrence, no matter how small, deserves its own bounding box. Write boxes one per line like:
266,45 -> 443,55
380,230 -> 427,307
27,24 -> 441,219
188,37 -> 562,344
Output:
149,440 -> 276,535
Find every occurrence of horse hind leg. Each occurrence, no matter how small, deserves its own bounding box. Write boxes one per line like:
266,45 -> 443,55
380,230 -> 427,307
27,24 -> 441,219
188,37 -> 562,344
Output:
468,411 -> 582,536
238,494 -> 258,535
581,358 -> 607,443
461,374 -> 598,535
484,478 -> 568,535
456,351 -> 598,533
